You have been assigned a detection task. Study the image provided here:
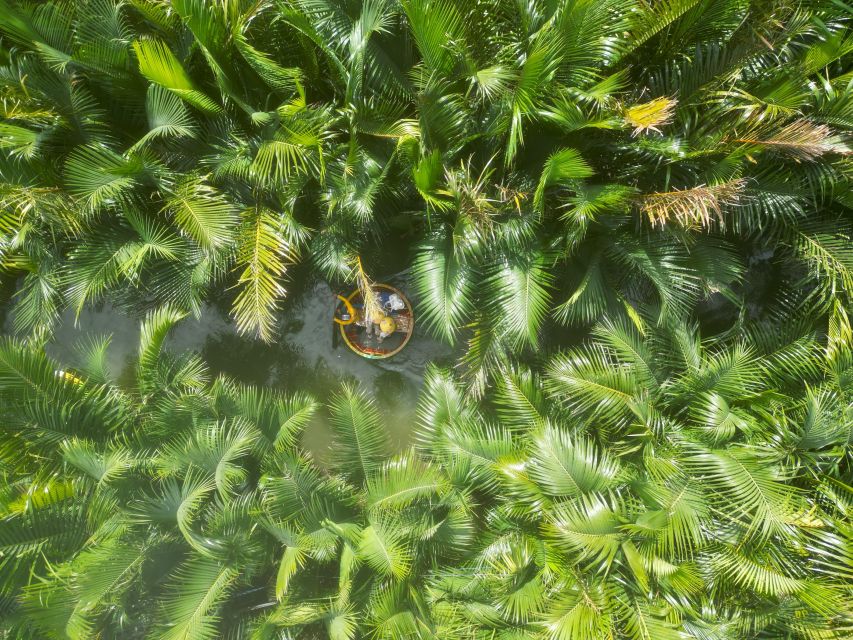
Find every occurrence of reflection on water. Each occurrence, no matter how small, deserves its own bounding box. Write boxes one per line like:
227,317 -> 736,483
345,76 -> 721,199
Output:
8,274 -> 454,459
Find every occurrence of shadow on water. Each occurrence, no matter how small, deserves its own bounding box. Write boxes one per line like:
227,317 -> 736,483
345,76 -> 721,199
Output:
3,269 -> 453,460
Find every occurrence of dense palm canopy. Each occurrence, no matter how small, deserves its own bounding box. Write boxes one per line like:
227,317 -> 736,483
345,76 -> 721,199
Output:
0,0 -> 850,350
1,0 -> 852,639
0,309 -> 851,639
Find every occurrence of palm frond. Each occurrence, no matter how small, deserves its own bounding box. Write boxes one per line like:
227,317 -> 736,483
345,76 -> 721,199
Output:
687,448 -> 799,541
505,29 -> 563,165
0,122 -> 41,159
529,425 -> 622,498
534,148 -> 594,212
158,555 -> 237,640
131,84 -> 197,150
556,0 -> 630,82
638,178 -> 746,227
492,365 -> 547,428
64,145 -> 143,210
328,384 -> 388,483
546,344 -> 639,423
138,304 -> 188,382
132,39 -> 222,113
357,519 -> 412,580
411,232 -> 476,344
366,451 -> 449,512
156,419 -> 256,497
231,207 -> 306,342
794,224 -> 853,295
162,176 -> 237,251
734,119 -> 849,160
486,252 -> 554,348
402,0 -> 464,75
61,439 -> 134,486
545,494 -> 624,566
623,97 -> 677,136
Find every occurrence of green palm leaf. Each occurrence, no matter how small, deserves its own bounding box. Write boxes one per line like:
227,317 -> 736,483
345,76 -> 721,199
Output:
687,449 -> 799,541
546,344 -> 639,422
492,365 -> 547,427
534,148 -> 594,212
132,39 -> 222,114
402,0 -> 464,75
131,84 -> 197,150
158,555 -> 237,640
156,419 -> 256,497
162,177 -> 237,251
64,145 -> 143,210
528,425 -> 622,498
357,519 -> 412,580
411,232 -> 476,344
486,252 -> 554,348
231,207 -> 306,342
65,540 -> 147,639
328,384 -> 388,483
138,304 -> 188,382
61,439 -> 134,486
505,30 -> 563,164
542,580 -> 615,640
366,451 -> 449,512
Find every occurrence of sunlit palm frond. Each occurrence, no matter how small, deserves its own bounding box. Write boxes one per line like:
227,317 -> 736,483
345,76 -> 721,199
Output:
366,451 -> 449,512
486,252 -> 554,348
534,147 -> 594,212
793,223 -> 853,296
505,29 -> 563,165
528,425 -> 623,498
733,119 -> 849,160
328,384 -> 388,483
64,145 -> 144,211
402,0 -> 464,75
61,438 -> 134,487
357,517 -> 412,580
623,97 -> 677,136
231,207 -> 306,343
157,555 -> 237,640
546,342 -> 640,425
132,39 -> 222,114
156,419 -> 256,497
687,448 -> 800,542
131,84 -> 197,150
162,176 -> 237,252
411,231 -> 476,344
138,304 -> 188,382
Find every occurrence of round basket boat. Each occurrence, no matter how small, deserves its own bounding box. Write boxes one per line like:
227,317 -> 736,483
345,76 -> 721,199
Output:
334,284 -> 414,359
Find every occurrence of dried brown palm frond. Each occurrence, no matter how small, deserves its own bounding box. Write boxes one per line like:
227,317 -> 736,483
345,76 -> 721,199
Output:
733,120 -> 849,161
624,97 -> 677,136
638,178 -> 747,228
354,256 -> 383,322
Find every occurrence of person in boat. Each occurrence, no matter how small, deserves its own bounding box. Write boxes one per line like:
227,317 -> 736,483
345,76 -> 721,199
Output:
357,293 -> 405,342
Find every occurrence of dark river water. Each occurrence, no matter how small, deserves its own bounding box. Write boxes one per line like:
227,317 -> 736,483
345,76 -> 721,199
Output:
1,270 -> 454,460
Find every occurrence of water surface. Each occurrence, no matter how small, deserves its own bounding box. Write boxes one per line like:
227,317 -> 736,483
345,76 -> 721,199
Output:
7,273 -> 453,459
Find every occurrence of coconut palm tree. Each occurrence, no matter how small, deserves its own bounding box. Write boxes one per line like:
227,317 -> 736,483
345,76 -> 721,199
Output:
402,0 -> 853,385
0,0 -> 414,341
0,0 -> 850,350
1,307 -> 850,638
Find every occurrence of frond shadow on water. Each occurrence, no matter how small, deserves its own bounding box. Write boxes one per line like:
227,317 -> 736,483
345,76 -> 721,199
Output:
3,263 -> 454,461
